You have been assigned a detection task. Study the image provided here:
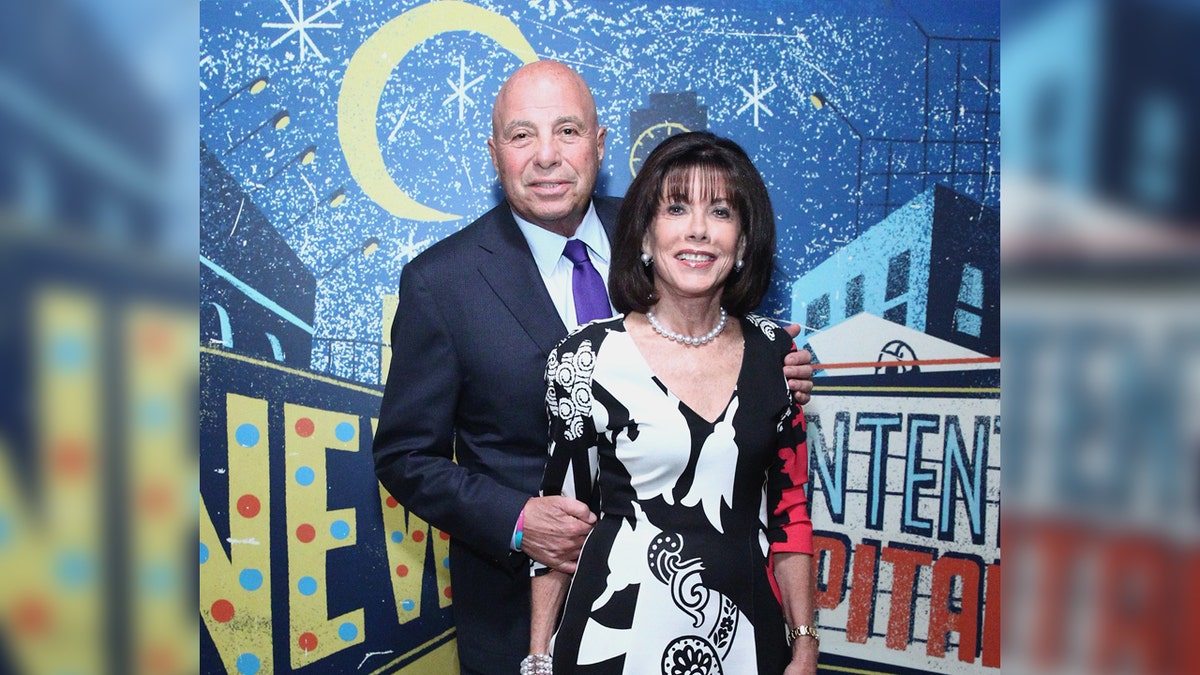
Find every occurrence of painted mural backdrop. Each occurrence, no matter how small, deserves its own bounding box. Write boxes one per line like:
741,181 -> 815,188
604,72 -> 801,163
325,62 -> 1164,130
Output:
199,1 -> 999,673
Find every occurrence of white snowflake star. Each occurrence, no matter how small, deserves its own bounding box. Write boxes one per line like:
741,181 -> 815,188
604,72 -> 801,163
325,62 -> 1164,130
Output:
394,229 -> 435,265
441,56 -> 486,122
530,0 -> 574,18
736,70 -> 776,130
263,0 -> 343,63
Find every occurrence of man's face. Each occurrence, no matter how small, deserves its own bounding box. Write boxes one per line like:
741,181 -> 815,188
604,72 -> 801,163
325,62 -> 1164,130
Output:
488,64 -> 607,237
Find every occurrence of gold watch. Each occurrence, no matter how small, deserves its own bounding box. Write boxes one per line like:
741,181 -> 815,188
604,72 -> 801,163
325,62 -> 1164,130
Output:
787,623 -> 820,646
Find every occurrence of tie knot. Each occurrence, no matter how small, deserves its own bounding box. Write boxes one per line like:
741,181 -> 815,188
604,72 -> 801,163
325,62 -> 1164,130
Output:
563,239 -> 590,266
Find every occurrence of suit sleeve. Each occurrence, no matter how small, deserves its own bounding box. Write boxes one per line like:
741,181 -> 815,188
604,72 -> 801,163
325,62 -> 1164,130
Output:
372,262 -> 528,561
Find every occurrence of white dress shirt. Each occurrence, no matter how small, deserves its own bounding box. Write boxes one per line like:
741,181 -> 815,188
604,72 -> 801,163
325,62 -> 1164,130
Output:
513,202 -> 614,331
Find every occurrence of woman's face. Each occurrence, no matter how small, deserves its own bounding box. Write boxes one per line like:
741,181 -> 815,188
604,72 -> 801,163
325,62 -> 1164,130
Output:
643,171 -> 744,304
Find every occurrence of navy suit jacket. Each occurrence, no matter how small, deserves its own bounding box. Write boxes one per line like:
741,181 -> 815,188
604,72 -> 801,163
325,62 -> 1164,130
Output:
373,197 -> 622,673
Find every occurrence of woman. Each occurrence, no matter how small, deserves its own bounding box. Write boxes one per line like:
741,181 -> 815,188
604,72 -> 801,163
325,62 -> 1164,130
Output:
524,132 -> 817,675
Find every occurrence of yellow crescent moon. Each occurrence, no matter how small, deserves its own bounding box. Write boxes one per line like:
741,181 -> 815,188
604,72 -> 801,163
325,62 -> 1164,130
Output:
339,1 -> 538,222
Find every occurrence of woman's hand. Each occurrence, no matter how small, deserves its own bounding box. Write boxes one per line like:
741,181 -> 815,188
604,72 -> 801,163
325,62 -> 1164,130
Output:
783,636 -> 819,675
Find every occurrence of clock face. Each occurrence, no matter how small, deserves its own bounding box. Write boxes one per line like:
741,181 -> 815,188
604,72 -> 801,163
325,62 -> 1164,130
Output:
629,122 -> 691,176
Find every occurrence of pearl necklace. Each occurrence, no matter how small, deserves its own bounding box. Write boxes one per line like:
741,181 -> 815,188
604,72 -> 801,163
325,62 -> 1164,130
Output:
646,308 -> 728,346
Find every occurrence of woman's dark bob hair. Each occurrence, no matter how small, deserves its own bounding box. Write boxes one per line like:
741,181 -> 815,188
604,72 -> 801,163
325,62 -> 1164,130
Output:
609,131 -> 776,317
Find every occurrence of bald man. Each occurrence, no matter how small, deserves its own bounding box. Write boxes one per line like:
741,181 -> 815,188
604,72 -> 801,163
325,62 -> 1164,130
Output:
373,61 -> 813,673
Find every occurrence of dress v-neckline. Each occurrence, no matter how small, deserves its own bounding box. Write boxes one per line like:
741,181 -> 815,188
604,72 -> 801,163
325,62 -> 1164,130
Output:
622,316 -> 746,425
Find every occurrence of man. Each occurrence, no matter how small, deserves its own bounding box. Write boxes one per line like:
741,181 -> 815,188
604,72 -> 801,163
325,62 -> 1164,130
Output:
373,60 -> 814,673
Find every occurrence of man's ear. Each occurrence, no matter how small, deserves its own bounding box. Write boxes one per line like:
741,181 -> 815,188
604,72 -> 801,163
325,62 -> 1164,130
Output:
596,126 -> 607,162
486,137 -> 499,173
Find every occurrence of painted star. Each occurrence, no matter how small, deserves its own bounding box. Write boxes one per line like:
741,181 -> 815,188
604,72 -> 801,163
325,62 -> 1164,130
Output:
442,56 -> 486,122
394,229 -> 435,265
736,70 -> 776,130
263,0 -> 343,63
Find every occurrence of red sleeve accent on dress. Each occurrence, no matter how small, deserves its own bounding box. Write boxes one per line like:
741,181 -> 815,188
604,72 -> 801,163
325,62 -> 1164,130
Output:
766,403 -> 813,603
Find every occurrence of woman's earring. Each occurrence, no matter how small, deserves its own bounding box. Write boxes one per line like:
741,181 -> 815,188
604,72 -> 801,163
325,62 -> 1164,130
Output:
641,252 -> 652,267
734,259 -> 745,271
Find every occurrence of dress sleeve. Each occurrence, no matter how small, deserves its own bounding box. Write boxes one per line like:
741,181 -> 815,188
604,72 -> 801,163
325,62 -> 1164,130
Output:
766,374 -> 814,556
533,336 -> 602,574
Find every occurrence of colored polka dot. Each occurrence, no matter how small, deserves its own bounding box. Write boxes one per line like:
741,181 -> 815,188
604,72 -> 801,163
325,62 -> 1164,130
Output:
142,562 -> 174,596
13,595 -> 50,636
298,632 -> 318,651
235,424 -> 260,448
138,397 -> 170,431
338,622 -> 358,641
438,530 -> 450,540
385,496 -> 398,508
401,599 -> 415,611
296,524 -> 316,543
199,543 -> 209,564
411,530 -> 425,543
239,568 -> 263,591
390,531 -> 404,544
297,576 -> 317,596
236,494 -> 261,518
330,520 -> 350,540
334,421 -> 356,442
294,418 -> 315,437
140,643 -> 177,675
236,653 -> 261,675
139,323 -> 174,358
442,557 -> 450,569
443,586 -> 452,599
210,599 -> 235,623
140,483 -> 174,516
395,565 -> 409,577
56,550 -> 93,589
53,440 -> 90,478
294,466 -> 315,486
50,334 -> 87,371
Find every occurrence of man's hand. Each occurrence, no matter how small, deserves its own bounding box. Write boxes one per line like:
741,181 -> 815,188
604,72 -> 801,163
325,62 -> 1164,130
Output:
520,495 -> 596,573
783,324 -> 814,406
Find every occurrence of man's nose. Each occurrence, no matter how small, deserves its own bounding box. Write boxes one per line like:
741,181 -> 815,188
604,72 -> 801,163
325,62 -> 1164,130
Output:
534,137 -> 561,167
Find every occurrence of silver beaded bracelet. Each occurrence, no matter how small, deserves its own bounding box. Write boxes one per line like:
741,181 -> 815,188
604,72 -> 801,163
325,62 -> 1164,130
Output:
520,653 -> 553,675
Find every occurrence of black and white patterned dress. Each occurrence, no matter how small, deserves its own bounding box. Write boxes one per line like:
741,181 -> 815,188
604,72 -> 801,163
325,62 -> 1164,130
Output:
537,314 -> 813,675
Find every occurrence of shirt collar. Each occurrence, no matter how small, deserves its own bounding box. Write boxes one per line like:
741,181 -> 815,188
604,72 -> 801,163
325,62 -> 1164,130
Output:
513,202 -> 611,277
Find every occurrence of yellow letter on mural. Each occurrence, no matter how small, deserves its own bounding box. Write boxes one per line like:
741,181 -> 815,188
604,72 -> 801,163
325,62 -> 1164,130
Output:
0,290 -> 105,674
200,393 -> 274,674
284,403 -> 365,668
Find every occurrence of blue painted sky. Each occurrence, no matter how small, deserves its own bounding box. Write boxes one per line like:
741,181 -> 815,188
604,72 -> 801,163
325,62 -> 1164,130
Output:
200,0 -> 998,377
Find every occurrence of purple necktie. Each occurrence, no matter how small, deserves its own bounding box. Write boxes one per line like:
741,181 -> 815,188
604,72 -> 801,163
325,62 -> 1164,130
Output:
563,239 -> 612,324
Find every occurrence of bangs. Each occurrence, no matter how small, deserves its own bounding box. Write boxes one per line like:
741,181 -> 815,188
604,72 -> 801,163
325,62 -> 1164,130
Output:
658,162 -> 736,206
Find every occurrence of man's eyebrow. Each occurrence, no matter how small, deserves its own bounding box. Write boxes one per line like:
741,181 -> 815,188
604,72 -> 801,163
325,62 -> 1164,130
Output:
500,119 -> 534,135
500,116 -> 589,136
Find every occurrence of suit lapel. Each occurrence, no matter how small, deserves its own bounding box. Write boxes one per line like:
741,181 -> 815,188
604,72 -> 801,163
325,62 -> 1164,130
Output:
476,205 -> 568,356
